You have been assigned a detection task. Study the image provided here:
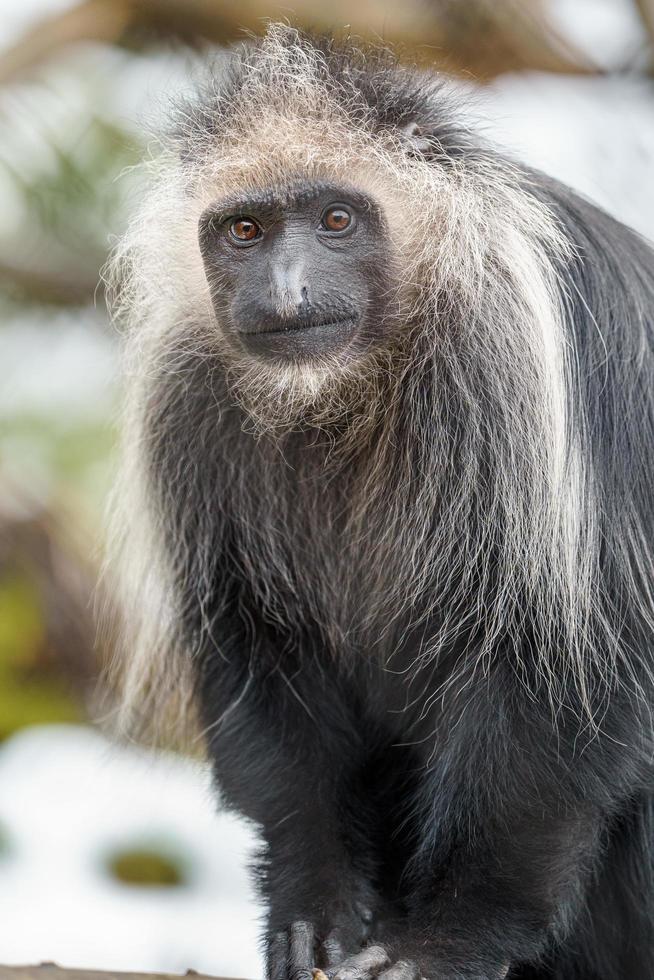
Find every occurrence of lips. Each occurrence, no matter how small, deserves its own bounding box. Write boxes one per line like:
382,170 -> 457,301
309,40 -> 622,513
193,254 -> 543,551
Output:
237,314 -> 357,337
236,314 -> 359,358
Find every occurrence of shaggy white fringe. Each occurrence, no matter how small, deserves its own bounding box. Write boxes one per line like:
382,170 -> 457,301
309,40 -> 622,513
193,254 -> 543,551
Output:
104,25 -> 605,743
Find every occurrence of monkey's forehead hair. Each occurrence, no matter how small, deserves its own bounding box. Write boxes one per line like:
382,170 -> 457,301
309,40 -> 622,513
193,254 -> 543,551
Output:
110,23 -> 569,359
169,25 -> 480,172
119,24 -> 544,326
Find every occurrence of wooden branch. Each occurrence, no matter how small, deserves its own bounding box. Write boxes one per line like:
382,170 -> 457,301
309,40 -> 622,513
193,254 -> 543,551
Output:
635,0 -> 654,70
0,258 -> 101,306
0,0 -> 595,86
635,0 -> 654,37
0,966 -> 238,980
0,0 -> 131,84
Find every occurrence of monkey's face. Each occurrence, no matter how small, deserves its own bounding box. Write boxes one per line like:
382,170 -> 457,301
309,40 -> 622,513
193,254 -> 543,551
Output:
198,180 -> 396,363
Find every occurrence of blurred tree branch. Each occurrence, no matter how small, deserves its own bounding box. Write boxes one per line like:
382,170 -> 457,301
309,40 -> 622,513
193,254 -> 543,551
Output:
0,0 -> 635,307
0,259 -> 99,306
0,0 -> 594,86
0,0 -> 132,84
635,0 -> 654,55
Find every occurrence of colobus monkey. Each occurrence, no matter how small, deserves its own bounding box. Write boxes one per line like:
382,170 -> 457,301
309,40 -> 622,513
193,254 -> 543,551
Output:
107,26 -> 654,980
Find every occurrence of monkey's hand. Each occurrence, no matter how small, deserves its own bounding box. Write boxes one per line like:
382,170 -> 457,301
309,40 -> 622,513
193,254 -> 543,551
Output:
267,925 -> 509,980
323,944 -> 510,980
267,908 -> 376,980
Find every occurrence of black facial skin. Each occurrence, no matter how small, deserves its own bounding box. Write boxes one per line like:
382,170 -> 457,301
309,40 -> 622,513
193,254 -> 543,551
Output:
198,180 -> 395,360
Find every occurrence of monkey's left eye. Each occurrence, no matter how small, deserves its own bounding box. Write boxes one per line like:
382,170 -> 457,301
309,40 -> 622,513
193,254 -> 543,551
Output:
229,217 -> 262,243
320,206 -> 353,233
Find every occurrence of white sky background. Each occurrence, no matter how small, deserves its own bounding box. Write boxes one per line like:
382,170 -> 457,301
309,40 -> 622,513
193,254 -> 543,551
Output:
0,1 -> 652,977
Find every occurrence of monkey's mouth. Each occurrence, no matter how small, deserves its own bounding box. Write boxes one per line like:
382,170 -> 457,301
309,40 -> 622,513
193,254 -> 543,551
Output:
236,315 -> 359,358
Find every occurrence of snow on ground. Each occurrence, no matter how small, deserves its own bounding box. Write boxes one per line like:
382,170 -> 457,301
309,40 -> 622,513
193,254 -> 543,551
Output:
0,724 -> 263,978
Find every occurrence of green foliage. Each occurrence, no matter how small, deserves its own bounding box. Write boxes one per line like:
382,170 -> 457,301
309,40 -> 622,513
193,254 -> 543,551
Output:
105,843 -> 191,888
15,116 -> 137,267
0,573 -> 81,741
0,49 -> 141,739
0,72 -> 143,311
4,412 -> 117,507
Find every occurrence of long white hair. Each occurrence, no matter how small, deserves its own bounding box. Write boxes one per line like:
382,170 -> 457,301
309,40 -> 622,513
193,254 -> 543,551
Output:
104,26 -> 646,745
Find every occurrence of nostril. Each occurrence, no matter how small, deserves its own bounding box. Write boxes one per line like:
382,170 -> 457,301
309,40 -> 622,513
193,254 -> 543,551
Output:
300,286 -> 309,307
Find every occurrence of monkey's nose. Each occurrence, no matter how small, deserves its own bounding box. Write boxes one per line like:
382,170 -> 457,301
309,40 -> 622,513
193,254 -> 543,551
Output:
269,261 -> 309,317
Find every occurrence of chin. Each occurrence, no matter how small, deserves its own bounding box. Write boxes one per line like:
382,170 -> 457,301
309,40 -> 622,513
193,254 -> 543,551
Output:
219,334 -> 380,435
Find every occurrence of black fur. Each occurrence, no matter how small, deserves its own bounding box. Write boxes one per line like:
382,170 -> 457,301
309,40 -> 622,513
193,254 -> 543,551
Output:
139,31 -> 654,980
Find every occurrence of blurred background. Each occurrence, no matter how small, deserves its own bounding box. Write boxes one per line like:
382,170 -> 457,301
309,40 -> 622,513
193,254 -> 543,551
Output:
0,0 -> 652,976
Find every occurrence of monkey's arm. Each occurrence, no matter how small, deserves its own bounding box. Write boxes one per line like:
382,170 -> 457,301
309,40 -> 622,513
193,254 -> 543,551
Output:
373,800 -> 599,979
200,647 -> 380,978
353,674 -> 645,980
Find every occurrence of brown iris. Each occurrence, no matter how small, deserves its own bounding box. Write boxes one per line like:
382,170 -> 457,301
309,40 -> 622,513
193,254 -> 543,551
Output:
322,207 -> 352,232
229,217 -> 261,242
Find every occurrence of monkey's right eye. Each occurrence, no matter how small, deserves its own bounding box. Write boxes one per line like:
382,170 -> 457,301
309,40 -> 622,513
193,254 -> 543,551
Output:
228,217 -> 262,244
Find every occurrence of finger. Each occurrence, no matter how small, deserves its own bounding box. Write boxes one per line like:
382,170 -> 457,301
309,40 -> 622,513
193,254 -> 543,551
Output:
329,945 -> 390,980
268,931 -> 289,980
322,930 -> 347,968
378,961 -> 420,980
289,920 -> 315,980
